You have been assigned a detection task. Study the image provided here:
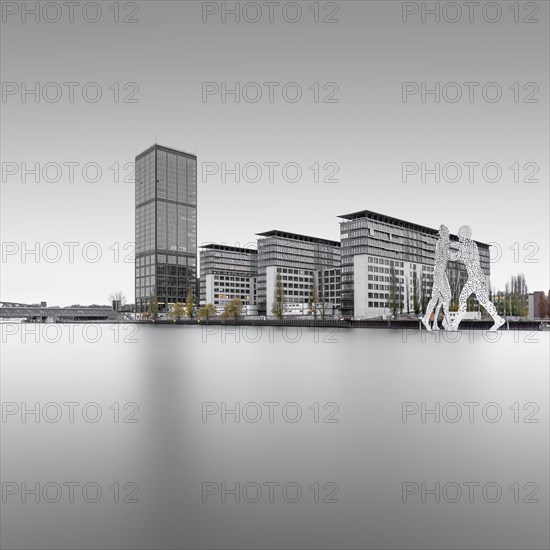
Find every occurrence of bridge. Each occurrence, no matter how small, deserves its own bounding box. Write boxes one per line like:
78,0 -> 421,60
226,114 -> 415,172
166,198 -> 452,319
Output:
0,301 -> 122,322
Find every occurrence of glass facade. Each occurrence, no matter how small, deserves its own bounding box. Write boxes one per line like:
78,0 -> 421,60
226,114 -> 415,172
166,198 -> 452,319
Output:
135,145 -> 197,313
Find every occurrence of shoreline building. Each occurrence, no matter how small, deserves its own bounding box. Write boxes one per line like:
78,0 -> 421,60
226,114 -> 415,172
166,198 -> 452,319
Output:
256,230 -> 341,317
528,291 -> 548,319
199,244 -> 258,315
338,210 -> 491,319
135,144 -> 197,314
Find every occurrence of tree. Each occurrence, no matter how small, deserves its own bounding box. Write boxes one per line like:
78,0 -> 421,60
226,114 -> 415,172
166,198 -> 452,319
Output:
420,272 -> 431,313
512,273 -> 528,317
148,291 -> 159,321
308,274 -> 319,320
221,299 -> 243,320
498,285 -> 506,316
318,271 -> 327,321
169,302 -> 185,321
412,272 -> 421,315
501,273 -> 529,317
109,291 -> 127,309
447,266 -> 464,311
398,273 -> 403,314
198,303 -> 216,323
271,271 -> 285,320
388,264 -> 399,316
184,288 -> 195,318
405,275 -> 410,314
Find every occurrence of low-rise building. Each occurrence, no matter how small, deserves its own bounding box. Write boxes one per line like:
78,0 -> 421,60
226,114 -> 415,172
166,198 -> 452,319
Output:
256,230 -> 341,316
199,244 -> 258,315
528,291 -> 548,319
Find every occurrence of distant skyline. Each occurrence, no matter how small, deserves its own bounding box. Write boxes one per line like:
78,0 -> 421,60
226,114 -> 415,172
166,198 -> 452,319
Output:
1,1 -> 548,306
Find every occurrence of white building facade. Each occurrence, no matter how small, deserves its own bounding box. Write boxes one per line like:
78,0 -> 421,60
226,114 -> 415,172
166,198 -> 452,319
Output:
256,230 -> 341,317
339,211 -> 492,319
199,244 -> 258,315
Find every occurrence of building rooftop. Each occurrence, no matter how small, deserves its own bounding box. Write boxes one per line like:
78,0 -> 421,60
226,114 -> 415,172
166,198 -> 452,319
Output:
200,244 -> 257,254
135,143 -> 197,161
338,210 -> 490,248
256,230 -> 340,247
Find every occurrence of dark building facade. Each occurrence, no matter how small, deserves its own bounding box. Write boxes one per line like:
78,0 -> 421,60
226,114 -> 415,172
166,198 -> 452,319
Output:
135,144 -> 197,314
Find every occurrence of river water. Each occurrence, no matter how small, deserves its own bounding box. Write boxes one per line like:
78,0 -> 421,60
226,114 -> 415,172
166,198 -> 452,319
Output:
1,323 -> 548,549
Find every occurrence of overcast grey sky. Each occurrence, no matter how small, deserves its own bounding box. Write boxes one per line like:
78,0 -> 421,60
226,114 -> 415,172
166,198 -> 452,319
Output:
1,0 -> 548,305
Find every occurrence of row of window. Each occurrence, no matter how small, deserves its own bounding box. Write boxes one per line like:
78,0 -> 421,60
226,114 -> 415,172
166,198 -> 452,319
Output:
369,293 -> 388,299
136,266 -> 193,279
368,266 -> 404,275
367,257 -> 404,267
368,275 -> 404,283
277,268 -> 313,275
215,294 -> 251,301
368,284 -> 403,291
135,256 -> 196,268
214,284 -> 253,292
215,275 -> 254,282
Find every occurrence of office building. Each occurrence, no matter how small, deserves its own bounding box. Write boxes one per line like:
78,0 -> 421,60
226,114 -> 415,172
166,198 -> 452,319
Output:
135,144 -> 197,314
256,230 -> 341,316
199,244 -> 258,315
338,210 -> 491,319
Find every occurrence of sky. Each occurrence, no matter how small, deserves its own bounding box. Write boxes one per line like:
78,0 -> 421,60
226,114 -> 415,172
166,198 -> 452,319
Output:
1,0 -> 548,305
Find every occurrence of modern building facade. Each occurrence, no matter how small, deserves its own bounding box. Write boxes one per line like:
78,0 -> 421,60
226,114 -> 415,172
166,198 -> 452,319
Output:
256,230 -> 341,316
135,144 -> 197,314
528,291 -> 548,319
199,244 -> 258,315
338,210 -> 491,319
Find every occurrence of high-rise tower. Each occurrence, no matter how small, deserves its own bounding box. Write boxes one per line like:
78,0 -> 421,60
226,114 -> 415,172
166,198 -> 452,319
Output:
135,144 -> 197,314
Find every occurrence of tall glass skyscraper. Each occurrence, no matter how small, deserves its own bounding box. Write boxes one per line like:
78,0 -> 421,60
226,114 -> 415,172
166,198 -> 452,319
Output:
135,144 -> 197,314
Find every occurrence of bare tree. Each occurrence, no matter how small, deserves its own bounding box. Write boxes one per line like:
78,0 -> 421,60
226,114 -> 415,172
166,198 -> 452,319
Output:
109,291 -> 127,305
447,268 -> 462,311
412,271 -> 421,314
405,274 -> 410,314
318,271 -> 327,321
388,264 -> 399,316
272,272 -> 285,320
308,274 -> 319,320
508,273 -> 528,317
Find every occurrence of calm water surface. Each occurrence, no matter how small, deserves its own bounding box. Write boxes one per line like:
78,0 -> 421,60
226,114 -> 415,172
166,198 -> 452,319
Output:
1,324 -> 548,549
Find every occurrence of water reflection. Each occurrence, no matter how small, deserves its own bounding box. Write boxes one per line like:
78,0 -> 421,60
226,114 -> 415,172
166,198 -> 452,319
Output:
1,325 -> 548,549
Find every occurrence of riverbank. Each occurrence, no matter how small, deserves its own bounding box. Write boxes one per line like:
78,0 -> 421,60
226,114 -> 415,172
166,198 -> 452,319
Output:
92,318 -> 547,331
